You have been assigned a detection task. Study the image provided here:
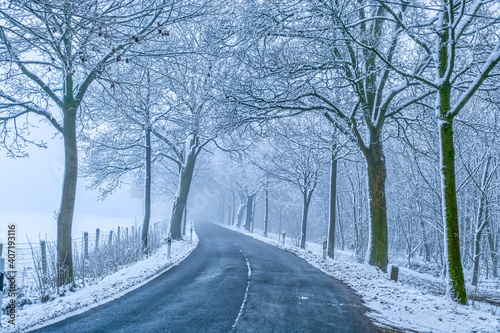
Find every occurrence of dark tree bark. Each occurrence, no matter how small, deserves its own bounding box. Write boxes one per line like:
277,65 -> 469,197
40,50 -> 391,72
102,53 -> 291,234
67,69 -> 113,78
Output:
57,101 -> 78,286
328,154 -> 337,259
264,180 -> 269,237
363,141 -> 388,271
487,222 -> 498,278
141,125 -> 152,254
417,202 -> 431,262
229,191 -> 235,225
170,141 -> 197,239
300,189 -> 314,249
235,201 -> 246,228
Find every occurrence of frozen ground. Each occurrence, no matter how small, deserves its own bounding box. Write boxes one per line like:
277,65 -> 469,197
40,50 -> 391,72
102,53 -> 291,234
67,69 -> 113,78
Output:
220,223 -> 500,333
1,232 -> 198,332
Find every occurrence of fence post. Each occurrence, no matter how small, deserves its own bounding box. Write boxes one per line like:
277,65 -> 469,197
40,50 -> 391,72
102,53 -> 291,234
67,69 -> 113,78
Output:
126,227 -> 129,241
108,230 -> 113,246
282,230 -> 286,246
40,240 -> 48,277
83,232 -> 89,258
95,228 -> 100,251
117,227 -> 121,243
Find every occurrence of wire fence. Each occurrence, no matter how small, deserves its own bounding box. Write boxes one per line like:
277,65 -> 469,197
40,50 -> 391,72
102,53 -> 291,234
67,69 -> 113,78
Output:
6,221 -> 166,304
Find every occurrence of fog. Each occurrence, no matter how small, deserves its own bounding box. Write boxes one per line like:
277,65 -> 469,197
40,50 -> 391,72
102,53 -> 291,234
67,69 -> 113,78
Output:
0,124 -> 167,243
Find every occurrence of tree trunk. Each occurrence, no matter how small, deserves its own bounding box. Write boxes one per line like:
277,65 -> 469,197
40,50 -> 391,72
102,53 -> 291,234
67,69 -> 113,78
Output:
472,158 -> 491,286
141,127 -> 152,254
439,114 -> 467,304
182,205 -> 187,236
230,191 -> 236,225
364,143 -> 388,272
57,107 -> 77,286
300,190 -> 312,249
243,192 -> 255,231
264,180 -> 269,237
352,187 -> 360,254
328,155 -> 337,259
278,191 -> 283,240
472,228 -> 483,286
251,195 -> 256,233
221,197 -> 225,223
418,202 -> 431,262
169,139 -> 197,239
487,222 -> 498,278
235,200 -> 246,228
337,197 -> 344,251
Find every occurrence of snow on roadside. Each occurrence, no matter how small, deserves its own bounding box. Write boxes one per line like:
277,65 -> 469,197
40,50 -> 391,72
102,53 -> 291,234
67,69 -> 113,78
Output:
1,232 -> 198,332
219,224 -> 499,333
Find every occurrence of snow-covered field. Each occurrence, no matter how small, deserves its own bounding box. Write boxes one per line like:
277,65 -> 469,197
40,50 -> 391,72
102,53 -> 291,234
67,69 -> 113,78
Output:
220,224 -> 500,333
1,232 -> 198,332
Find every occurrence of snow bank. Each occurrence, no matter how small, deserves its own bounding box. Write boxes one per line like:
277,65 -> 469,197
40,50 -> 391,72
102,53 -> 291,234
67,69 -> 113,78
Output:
220,224 -> 499,333
1,233 -> 198,332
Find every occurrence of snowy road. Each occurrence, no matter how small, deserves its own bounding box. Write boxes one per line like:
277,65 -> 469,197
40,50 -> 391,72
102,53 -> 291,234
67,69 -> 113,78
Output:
32,222 -> 378,332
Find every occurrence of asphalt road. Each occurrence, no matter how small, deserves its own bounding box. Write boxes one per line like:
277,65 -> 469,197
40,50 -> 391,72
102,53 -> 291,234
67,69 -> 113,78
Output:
32,222 -> 378,333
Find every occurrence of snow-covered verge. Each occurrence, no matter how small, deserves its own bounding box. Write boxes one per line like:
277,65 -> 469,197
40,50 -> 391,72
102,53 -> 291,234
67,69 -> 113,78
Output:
219,224 -> 499,333
1,232 -> 198,332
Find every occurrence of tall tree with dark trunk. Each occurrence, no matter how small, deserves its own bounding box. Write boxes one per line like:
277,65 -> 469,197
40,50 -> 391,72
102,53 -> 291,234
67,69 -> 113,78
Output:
366,0 -> 500,303
228,0 -> 429,271
83,65 -> 165,255
328,152 -> 338,259
243,192 -> 256,232
167,135 -> 209,238
264,179 -> 269,237
151,56 -> 217,239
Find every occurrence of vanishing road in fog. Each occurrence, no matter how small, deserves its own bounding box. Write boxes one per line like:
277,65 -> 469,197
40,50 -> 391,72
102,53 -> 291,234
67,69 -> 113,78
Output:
32,222 -> 378,333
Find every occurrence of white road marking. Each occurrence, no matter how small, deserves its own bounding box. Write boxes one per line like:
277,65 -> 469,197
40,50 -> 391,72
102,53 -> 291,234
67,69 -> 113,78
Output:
231,248 -> 252,332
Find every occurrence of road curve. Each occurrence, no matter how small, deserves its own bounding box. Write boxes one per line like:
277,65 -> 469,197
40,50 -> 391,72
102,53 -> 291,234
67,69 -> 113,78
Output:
32,222 -> 378,333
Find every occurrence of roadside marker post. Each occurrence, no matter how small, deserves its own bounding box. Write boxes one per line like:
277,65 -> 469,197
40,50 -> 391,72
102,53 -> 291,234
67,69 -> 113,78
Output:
167,232 -> 172,259
323,236 -> 327,260
390,265 -> 399,283
282,230 -> 286,246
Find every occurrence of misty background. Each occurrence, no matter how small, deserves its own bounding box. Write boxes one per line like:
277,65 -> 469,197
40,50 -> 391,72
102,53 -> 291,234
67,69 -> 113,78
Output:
0,122 -> 168,243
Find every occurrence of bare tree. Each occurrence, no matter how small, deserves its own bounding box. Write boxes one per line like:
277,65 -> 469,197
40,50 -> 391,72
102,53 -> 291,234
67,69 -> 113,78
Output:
256,117 -> 327,249
83,62 -> 165,254
0,0 -> 175,285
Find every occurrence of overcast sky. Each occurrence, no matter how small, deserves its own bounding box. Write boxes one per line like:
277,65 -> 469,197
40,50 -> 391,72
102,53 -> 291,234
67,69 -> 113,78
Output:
0,122 -> 168,243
